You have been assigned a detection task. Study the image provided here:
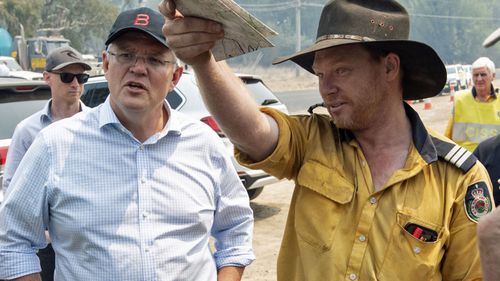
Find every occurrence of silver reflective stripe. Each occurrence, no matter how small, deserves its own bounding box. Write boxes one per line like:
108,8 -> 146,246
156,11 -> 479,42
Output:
449,147 -> 468,165
455,149 -> 473,167
452,122 -> 500,142
445,145 -> 472,168
444,145 -> 461,162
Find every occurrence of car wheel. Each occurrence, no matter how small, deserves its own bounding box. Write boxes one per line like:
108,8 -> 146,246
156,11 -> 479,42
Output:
247,187 -> 264,200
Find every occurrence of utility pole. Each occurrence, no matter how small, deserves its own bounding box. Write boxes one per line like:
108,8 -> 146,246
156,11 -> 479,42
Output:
295,0 -> 301,77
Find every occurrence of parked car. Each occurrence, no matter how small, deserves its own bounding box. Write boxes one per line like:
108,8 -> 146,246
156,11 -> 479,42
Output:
443,64 -> 467,93
0,56 -> 44,80
80,71 -> 289,200
0,78 -> 52,201
463,64 -> 472,88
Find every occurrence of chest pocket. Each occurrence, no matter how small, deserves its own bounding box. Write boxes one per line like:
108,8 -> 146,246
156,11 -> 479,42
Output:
378,211 -> 445,280
294,160 -> 354,252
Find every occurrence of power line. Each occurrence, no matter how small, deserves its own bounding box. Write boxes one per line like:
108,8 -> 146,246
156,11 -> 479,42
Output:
240,2 -> 500,22
409,13 -> 500,22
239,2 -> 295,8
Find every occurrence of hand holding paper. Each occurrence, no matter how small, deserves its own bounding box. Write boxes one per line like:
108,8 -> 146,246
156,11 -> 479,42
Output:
159,0 -> 277,61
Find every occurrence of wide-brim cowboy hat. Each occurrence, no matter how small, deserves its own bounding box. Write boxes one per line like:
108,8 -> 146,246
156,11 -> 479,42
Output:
272,0 -> 446,100
483,27 -> 500,48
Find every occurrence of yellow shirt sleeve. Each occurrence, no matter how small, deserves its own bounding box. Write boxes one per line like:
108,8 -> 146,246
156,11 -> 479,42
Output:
444,116 -> 453,139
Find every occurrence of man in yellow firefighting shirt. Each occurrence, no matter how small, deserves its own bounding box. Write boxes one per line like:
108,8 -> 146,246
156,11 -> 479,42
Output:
160,0 -> 494,280
444,57 -> 500,152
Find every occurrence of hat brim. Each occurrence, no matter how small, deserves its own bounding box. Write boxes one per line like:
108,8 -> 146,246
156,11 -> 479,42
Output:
105,27 -> 168,48
272,39 -> 446,100
51,61 -> 92,71
483,28 -> 500,48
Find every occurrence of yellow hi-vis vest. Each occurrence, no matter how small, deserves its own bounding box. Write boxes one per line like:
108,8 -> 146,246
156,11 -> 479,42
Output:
452,89 -> 500,152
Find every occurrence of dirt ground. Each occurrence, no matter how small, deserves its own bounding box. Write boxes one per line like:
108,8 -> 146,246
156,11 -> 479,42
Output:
241,94 -> 456,281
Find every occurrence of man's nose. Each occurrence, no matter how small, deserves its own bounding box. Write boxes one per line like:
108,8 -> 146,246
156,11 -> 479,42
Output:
130,56 -> 148,73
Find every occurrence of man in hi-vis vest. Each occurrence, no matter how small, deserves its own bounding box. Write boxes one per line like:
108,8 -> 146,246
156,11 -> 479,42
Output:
445,57 -> 500,152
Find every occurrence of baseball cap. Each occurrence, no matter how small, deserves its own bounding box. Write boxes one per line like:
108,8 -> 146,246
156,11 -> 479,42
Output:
45,46 -> 92,72
105,7 -> 168,48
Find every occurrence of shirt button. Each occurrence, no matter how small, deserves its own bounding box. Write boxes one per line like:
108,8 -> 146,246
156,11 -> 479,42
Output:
369,197 -> 377,204
414,246 -> 421,254
142,211 -> 149,219
497,178 -> 500,184
358,234 -> 366,242
141,178 -> 146,184
139,145 -> 144,150
349,273 -> 357,280
145,248 -> 150,253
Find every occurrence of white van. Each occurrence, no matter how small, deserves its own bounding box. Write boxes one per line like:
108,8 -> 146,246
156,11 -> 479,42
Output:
444,64 -> 467,93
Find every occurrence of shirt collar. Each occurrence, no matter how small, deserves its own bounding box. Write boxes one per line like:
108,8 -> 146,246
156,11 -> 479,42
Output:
39,99 -> 53,123
40,99 -> 89,124
337,102 -> 438,164
98,96 -> 182,138
472,84 -> 498,99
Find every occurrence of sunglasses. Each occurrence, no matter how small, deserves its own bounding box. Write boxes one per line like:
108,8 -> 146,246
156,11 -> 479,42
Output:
51,72 -> 89,84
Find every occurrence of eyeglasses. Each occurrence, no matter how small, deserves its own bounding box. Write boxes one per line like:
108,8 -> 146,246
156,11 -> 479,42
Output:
50,72 -> 90,84
107,51 -> 176,68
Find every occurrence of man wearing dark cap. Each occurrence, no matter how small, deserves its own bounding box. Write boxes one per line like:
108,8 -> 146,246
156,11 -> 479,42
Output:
0,7 -> 254,281
3,45 -> 91,192
2,45 -> 90,280
161,0 -> 493,279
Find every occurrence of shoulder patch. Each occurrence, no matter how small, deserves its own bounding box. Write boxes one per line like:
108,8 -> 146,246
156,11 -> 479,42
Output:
464,181 -> 493,223
431,137 -> 477,173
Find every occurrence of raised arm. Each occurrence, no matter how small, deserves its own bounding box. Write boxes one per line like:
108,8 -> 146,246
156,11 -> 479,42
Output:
159,0 -> 279,162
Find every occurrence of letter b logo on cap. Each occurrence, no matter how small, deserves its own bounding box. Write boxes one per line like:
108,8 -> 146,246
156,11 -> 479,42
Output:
134,14 -> 149,26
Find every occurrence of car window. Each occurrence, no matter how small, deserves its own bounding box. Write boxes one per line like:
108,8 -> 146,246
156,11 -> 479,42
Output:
81,82 -> 109,108
446,66 -> 456,74
0,90 -> 51,139
242,78 -> 279,106
166,90 -> 185,110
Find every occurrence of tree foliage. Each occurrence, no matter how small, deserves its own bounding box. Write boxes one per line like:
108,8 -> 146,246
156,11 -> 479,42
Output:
0,0 -> 44,38
1,0 -> 498,63
229,0 -> 499,67
40,0 -> 119,53
399,0 -> 499,65
0,0 -> 119,55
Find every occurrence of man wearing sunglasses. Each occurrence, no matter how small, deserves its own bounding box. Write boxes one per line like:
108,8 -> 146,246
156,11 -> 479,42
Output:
2,45 -> 91,281
0,7 -> 254,281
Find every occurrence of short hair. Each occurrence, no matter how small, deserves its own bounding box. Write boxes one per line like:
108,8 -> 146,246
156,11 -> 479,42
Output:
362,44 -> 405,88
472,57 -> 495,74
362,45 -> 390,62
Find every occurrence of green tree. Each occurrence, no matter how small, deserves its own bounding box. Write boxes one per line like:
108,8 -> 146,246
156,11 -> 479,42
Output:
400,0 -> 498,65
0,0 -> 43,38
40,0 -> 119,54
0,0 -> 119,55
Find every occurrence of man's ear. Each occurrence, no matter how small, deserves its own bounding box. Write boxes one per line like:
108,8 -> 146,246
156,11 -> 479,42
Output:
43,71 -> 51,85
170,65 -> 184,89
102,50 -> 109,74
385,53 -> 400,82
